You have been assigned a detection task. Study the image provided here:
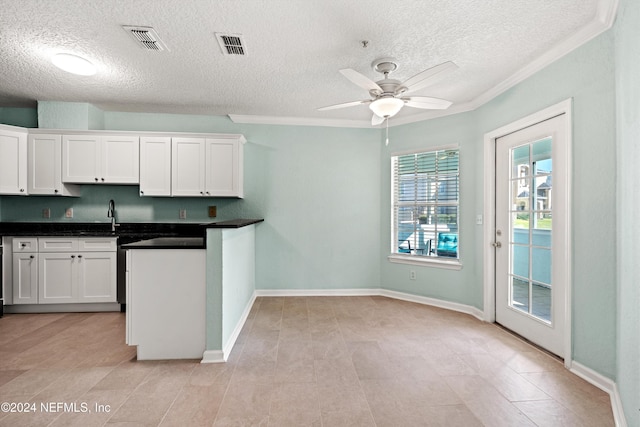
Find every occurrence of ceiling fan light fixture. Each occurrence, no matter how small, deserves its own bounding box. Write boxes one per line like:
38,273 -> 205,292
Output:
51,53 -> 96,76
369,97 -> 404,118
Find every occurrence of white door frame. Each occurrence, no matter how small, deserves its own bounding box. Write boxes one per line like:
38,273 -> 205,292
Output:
482,98 -> 573,368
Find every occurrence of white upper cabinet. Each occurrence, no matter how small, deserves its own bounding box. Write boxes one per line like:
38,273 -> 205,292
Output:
0,125 -> 28,195
62,134 -> 139,184
103,135 -> 140,183
205,138 -> 243,198
28,134 -> 80,196
139,136 -> 171,196
171,137 -> 206,196
172,136 -> 244,198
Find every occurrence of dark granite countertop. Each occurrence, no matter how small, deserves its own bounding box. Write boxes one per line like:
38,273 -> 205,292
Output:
0,219 -> 264,243
204,219 -> 264,228
120,237 -> 205,249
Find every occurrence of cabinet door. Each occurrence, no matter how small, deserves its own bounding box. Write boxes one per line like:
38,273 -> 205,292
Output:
140,136 -> 171,196
62,135 -> 101,183
102,135 -> 139,184
12,253 -> 38,304
28,134 -> 80,196
38,253 -> 78,304
0,127 -> 28,195
205,139 -> 243,197
77,252 -> 116,303
171,137 -> 205,196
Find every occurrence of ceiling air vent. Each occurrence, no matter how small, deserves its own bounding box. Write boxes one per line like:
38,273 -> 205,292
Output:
122,26 -> 168,51
215,33 -> 246,56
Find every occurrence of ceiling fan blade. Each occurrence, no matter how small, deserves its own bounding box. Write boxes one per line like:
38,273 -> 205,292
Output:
371,114 -> 385,126
403,96 -> 453,110
317,99 -> 370,111
400,61 -> 458,95
340,68 -> 383,93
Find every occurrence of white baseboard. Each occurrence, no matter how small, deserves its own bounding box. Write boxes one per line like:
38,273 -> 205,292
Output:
201,291 -> 257,364
255,288 -> 380,297
201,350 -> 225,364
569,361 -> 627,427
255,288 -> 484,321
221,291 -> 257,361
379,289 -> 485,321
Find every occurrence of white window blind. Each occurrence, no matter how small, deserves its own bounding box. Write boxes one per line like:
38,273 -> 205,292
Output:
392,148 -> 459,258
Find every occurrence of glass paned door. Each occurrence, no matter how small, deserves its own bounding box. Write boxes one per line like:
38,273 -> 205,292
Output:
510,138 -> 552,322
495,114 -> 568,357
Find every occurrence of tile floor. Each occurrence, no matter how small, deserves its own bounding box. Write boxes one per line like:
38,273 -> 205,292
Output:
0,296 -> 614,426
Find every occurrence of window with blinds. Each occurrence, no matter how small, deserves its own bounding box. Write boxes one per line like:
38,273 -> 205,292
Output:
392,148 -> 459,258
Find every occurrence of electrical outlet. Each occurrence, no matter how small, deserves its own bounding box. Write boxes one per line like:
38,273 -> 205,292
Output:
65,208 -> 73,218
208,206 -> 217,218
179,209 -> 187,219
42,208 -> 51,219
410,270 -> 416,280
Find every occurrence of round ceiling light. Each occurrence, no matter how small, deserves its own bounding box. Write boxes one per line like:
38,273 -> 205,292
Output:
51,53 -> 96,76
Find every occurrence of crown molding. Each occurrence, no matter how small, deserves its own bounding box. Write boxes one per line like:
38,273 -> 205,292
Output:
230,0 -> 618,129
228,114 -> 371,129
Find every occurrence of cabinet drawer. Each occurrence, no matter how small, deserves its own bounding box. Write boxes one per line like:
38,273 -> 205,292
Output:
79,238 -> 117,252
39,237 -> 78,252
13,237 -> 38,252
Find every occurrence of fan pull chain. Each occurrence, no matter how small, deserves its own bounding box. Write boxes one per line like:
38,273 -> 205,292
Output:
385,117 -> 390,146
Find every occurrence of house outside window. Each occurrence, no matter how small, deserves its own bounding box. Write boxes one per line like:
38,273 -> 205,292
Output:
391,148 -> 460,262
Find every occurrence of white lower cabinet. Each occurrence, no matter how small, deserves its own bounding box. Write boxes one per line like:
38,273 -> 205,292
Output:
78,252 -> 117,303
11,237 -> 117,305
12,253 -> 38,304
39,253 -> 76,304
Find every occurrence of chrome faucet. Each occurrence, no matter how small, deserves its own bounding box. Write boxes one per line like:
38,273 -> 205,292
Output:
107,199 -> 117,232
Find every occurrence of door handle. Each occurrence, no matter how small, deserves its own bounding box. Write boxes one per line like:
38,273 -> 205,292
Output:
492,241 -> 502,248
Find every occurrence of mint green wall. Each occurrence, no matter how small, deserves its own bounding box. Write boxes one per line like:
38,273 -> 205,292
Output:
38,101 -> 95,129
615,0 -> 640,423
0,107 -> 37,128
221,226 -> 256,350
379,112 -> 481,307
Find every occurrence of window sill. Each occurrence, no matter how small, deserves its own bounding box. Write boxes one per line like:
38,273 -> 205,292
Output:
387,254 -> 463,270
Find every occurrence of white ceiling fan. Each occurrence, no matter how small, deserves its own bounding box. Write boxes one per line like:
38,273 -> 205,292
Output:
318,58 -> 458,126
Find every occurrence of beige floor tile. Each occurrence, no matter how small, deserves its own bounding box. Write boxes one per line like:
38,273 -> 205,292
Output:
514,399 -> 587,427
445,375 -> 537,426
159,384 -> 226,427
0,298 -> 616,427
321,409 -> 376,426
268,383 -> 321,426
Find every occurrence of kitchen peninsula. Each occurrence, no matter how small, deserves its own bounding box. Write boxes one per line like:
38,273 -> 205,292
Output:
123,219 -> 263,361
0,219 -> 263,362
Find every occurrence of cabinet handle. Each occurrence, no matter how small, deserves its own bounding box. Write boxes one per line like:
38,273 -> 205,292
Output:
30,255 -> 34,259
20,188 -> 24,192
140,190 -> 144,195
71,255 -> 76,258
21,243 -> 26,248
78,255 -> 82,258
200,191 -> 204,195
54,189 -> 59,194
101,177 -> 105,182
95,177 -> 99,182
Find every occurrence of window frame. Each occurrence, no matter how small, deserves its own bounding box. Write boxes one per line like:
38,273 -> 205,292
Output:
388,144 -> 462,270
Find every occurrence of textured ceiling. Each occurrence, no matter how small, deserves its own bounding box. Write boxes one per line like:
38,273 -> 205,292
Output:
0,0 -> 616,127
